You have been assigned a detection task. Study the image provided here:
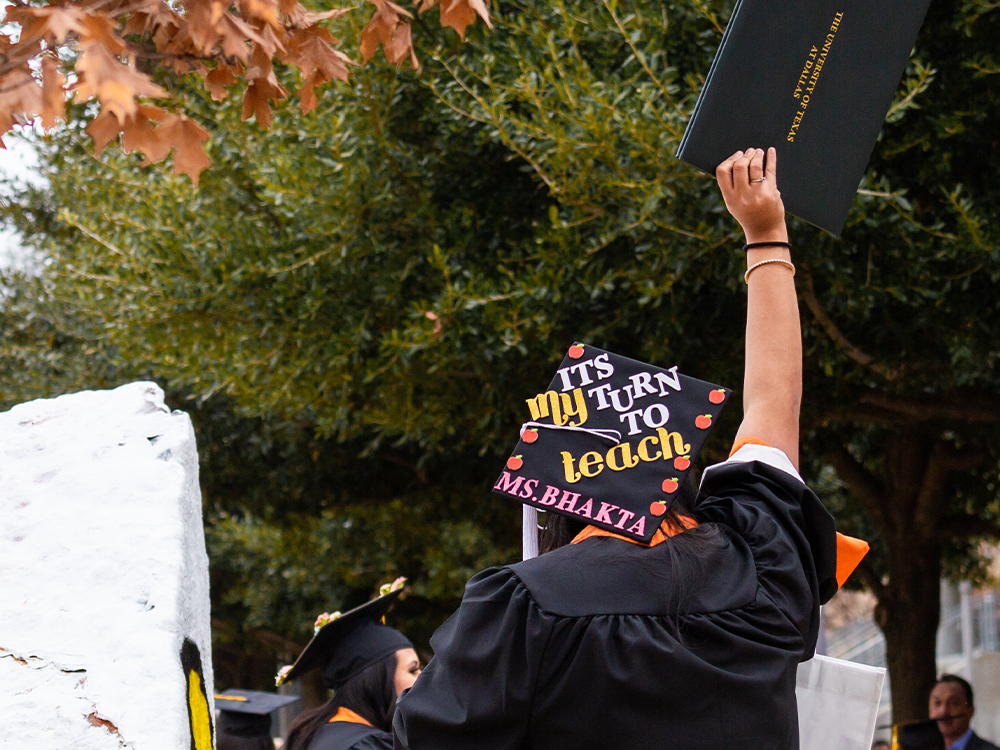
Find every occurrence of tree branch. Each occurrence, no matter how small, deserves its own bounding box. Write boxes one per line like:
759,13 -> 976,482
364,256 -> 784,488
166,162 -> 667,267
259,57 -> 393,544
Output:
825,443 -> 889,530
814,389 -> 1000,426
810,402 -> 917,426
859,390 -> 1000,423
854,559 -> 887,600
799,269 -> 904,381
915,442 -> 989,538
380,454 -> 428,485
938,514 -> 1000,541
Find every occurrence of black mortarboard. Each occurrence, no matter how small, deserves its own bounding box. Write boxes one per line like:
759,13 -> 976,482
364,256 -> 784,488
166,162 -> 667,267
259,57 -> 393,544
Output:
896,720 -> 945,750
495,343 -> 729,543
215,689 -> 300,738
276,578 -> 412,690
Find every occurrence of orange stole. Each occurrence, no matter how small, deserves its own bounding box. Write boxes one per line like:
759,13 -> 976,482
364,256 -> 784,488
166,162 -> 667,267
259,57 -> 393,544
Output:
571,515 -> 698,548
328,707 -> 372,726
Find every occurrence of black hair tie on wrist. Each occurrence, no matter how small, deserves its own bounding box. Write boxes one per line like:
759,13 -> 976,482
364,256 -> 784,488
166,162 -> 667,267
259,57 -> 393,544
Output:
743,241 -> 793,251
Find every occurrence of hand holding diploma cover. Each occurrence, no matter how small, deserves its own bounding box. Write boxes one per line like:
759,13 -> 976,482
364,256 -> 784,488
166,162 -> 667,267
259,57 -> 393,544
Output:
677,0 -> 933,234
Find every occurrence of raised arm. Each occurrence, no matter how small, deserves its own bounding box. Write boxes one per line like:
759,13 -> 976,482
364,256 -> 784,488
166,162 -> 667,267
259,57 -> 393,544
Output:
715,148 -> 801,468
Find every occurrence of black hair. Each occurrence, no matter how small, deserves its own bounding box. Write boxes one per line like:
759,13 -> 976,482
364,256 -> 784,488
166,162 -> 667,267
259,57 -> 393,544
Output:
538,469 -> 708,554
284,653 -> 398,750
217,734 -> 274,750
936,673 -> 974,707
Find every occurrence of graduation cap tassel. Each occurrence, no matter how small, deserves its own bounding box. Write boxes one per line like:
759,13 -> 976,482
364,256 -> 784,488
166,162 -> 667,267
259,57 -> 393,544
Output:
522,505 -> 539,561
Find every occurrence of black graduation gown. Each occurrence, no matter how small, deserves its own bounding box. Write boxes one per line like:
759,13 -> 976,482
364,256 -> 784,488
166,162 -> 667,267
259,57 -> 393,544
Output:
393,458 -> 839,750
309,720 -> 393,750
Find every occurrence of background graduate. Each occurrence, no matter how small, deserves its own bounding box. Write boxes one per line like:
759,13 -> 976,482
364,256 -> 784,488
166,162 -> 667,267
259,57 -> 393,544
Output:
393,148 -> 868,750
215,689 -> 300,750
278,579 -> 421,750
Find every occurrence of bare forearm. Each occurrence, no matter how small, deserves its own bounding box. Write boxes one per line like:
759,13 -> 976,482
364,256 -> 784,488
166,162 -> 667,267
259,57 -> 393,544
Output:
738,230 -> 801,467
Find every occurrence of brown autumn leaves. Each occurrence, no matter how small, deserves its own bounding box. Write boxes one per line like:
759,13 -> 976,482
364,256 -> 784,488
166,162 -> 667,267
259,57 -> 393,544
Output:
0,0 -> 491,184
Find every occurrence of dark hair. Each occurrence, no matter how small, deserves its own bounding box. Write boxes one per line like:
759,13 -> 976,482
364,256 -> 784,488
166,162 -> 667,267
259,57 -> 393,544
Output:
285,653 -> 398,750
936,673 -> 974,707
539,469 -> 706,554
217,734 -> 274,750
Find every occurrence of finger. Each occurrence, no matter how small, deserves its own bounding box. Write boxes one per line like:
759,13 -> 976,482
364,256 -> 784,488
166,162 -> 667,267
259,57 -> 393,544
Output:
733,149 -> 753,186
715,151 -> 743,191
749,148 -> 764,181
765,147 -> 777,182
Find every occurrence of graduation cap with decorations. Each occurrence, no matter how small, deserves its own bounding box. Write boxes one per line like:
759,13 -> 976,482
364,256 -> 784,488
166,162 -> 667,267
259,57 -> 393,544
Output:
215,689 -> 300,739
893,720 -> 945,750
495,343 -> 730,545
276,577 -> 411,690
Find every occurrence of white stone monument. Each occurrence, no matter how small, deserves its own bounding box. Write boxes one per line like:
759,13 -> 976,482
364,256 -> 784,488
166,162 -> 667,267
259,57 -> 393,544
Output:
0,382 -> 214,750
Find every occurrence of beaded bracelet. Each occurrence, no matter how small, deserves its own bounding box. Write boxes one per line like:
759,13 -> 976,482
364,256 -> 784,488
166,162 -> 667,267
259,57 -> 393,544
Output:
743,241 -> 792,251
744,258 -> 796,284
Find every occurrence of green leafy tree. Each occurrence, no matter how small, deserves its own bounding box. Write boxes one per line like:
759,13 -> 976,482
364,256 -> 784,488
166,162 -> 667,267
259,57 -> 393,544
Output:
4,0 -> 999,721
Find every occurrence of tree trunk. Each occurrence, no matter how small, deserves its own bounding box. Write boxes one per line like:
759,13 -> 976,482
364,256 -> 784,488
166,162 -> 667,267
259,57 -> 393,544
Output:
876,538 -> 942,724
828,430 -> 959,724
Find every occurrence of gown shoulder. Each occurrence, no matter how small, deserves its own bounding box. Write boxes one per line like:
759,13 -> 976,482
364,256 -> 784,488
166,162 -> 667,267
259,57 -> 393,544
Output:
309,720 -> 393,750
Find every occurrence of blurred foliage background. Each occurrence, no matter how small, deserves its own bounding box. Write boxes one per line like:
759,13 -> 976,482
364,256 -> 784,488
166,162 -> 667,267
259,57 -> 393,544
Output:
2,0 -> 999,721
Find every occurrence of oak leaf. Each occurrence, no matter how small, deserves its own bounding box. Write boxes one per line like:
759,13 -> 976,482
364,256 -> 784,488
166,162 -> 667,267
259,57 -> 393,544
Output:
280,0 -> 349,30
360,0 -> 414,64
74,41 -> 167,122
241,78 -> 288,127
154,113 -> 211,184
297,70 -> 322,113
40,55 -> 65,128
417,0 -> 491,39
282,29 -> 353,85
203,66 -> 238,100
122,105 -> 170,163
122,0 -> 182,40
183,0 -> 227,56
0,62 -> 42,137
385,23 -> 418,69
262,23 -> 288,59
79,13 -> 126,55
5,6 -> 87,45
237,0 -> 280,29
85,109 -> 124,155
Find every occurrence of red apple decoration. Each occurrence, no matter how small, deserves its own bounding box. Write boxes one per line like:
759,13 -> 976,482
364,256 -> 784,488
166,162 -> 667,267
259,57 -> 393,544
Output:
661,477 -> 679,494
673,455 -> 691,471
695,414 -> 712,429
507,455 -> 523,471
709,389 -> 726,404
522,429 -> 538,444
649,501 -> 667,516
568,344 -> 585,359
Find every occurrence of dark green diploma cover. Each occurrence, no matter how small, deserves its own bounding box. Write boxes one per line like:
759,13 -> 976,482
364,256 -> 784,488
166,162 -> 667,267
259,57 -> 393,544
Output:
677,0 -> 933,235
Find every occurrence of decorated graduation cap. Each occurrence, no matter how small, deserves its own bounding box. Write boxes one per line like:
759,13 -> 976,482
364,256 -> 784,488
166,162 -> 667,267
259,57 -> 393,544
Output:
276,577 -> 411,690
895,720 -> 945,750
494,343 -> 729,544
215,689 -> 300,739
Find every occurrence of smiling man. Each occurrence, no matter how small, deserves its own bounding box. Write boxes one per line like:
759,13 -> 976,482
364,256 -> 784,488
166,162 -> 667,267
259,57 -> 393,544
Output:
928,675 -> 1000,750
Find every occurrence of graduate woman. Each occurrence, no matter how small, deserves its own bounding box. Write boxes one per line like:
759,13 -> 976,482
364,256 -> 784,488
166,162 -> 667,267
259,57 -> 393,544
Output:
215,689 -> 300,750
278,579 -> 421,750
393,148 -> 869,750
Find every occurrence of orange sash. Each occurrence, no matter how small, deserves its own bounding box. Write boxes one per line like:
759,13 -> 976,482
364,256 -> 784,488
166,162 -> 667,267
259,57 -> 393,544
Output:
328,707 -> 372,726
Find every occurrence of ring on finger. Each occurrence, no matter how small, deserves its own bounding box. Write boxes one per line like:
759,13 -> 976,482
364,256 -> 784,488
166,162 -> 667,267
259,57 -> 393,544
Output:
750,177 -> 766,183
